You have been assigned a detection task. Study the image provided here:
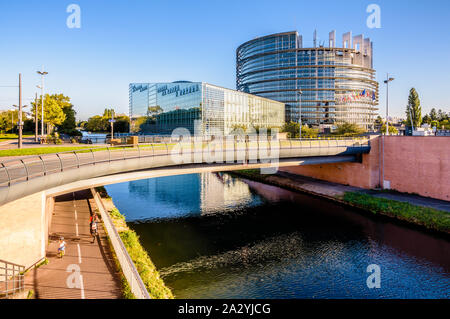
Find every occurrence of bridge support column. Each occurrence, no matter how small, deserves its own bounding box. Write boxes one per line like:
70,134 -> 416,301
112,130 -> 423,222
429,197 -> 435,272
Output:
0,192 -> 53,269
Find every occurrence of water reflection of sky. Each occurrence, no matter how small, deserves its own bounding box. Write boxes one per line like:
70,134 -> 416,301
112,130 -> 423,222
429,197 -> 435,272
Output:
104,173 -> 450,299
105,173 -> 263,222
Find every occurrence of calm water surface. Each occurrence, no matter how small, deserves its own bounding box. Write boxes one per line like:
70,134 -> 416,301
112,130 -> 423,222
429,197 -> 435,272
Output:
105,173 -> 450,299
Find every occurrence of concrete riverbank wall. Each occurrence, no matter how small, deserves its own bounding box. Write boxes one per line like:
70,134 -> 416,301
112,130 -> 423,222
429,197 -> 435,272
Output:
281,136 -> 450,201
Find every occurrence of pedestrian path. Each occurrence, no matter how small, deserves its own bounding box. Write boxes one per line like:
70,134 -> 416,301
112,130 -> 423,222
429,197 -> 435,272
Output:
275,171 -> 450,212
25,190 -> 122,299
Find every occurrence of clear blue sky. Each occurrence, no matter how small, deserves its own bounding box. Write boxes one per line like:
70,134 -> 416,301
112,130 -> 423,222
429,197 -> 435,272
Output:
1,0 -> 449,120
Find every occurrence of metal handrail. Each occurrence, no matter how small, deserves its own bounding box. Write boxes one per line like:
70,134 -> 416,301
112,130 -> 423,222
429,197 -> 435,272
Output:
0,138 -> 370,188
0,259 -> 25,298
90,189 -> 150,299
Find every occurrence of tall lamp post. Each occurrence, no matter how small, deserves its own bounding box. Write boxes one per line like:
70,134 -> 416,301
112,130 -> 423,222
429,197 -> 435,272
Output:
298,90 -> 303,139
34,92 -> 38,142
109,109 -> 116,145
13,73 -> 27,148
13,104 -> 28,148
382,74 -> 394,190
383,74 -> 394,135
37,67 -> 48,138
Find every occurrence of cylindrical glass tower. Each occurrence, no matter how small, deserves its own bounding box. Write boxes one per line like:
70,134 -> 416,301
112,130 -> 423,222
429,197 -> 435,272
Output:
236,31 -> 379,128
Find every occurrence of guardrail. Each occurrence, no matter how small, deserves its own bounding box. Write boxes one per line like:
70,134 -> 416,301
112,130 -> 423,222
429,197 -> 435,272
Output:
91,188 -> 150,299
0,259 -> 25,298
0,137 -> 370,188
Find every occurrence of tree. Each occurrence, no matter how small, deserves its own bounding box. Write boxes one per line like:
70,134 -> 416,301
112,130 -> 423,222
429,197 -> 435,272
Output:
0,110 -> 25,133
57,104 -> 78,135
406,88 -> 422,128
281,121 -> 318,138
429,108 -> 438,121
439,119 -> 450,129
381,124 -> 398,135
85,115 -> 108,132
45,98 -> 66,133
430,120 -> 439,128
375,115 -> 383,125
0,111 -> 11,133
333,122 -> 366,136
31,94 -> 69,134
113,115 -> 130,133
437,109 -> 448,121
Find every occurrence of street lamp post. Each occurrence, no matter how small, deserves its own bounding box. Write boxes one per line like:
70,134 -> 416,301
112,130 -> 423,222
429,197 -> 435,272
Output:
109,109 -> 116,145
382,74 -> 394,190
34,92 -> 38,142
37,67 -> 48,139
13,104 -> 28,148
12,74 -> 27,148
18,74 -> 23,148
298,90 -> 303,139
383,74 -> 394,135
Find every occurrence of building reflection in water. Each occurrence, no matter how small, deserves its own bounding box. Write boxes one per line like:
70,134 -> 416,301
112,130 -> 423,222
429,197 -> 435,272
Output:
200,173 -> 261,214
124,172 -> 261,220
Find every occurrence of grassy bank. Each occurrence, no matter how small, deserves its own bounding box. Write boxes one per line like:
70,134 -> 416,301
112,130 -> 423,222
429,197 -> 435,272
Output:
342,192 -> 450,233
95,187 -> 174,299
0,146 -> 104,157
230,169 -> 450,234
0,134 -> 34,141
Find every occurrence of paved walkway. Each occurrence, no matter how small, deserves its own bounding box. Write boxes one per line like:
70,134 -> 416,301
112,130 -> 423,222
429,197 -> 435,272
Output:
270,172 -> 450,213
25,190 -> 122,299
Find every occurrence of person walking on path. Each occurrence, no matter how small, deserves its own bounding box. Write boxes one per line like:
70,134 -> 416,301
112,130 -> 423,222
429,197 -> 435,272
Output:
57,237 -> 66,258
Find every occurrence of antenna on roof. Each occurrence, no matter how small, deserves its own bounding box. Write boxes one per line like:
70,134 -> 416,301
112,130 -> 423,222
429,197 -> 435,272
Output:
313,29 -> 317,48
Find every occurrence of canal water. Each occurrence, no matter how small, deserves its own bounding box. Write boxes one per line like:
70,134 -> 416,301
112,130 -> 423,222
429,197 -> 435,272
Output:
105,173 -> 450,299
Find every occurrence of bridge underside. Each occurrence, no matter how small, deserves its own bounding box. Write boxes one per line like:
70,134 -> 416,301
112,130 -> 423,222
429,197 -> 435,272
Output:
0,155 -> 360,206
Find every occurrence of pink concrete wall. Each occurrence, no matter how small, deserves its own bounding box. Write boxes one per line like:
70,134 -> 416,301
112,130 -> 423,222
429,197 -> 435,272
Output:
280,136 -> 450,201
383,136 -> 449,201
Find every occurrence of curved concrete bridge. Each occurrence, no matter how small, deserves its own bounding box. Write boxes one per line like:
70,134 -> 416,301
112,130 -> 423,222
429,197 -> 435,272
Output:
0,137 -> 370,270
0,138 -> 370,206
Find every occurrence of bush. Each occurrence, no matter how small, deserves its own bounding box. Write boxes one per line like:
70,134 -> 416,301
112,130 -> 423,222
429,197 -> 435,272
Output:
333,122 -> 366,136
343,192 -> 450,233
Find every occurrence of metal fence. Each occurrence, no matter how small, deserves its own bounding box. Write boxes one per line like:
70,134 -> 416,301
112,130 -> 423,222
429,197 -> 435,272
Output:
91,189 -> 150,299
0,137 -> 370,188
0,259 -> 25,298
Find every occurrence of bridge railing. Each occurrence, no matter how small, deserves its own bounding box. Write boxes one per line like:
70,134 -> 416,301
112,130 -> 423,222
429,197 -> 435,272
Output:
0,137 -> 369,188
91,189 -> 150,299
0,259 -> 25,299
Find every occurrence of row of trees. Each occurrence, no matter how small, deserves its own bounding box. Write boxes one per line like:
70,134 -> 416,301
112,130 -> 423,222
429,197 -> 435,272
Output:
282,122 -> 319,138
0,110 -> 33,134
80,109 -> 130,133
422,108 -> 449,129
405,88 -> 448,129
0,93 -> 77,135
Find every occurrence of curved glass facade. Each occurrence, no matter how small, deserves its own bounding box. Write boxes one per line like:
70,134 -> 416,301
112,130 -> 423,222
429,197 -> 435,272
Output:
236,31 -> 379,128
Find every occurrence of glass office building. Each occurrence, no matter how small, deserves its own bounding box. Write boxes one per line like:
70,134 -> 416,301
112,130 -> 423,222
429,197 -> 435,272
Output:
129,81 -> 285,135
236,31 -> 379,128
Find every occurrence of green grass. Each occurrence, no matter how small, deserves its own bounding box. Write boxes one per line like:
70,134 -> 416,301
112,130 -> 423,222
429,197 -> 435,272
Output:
342,192 -> 450,233
0,134 -> 33,141
119,229 -> 174,299
104,197 -> 173,299
0,146 -> 104,157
